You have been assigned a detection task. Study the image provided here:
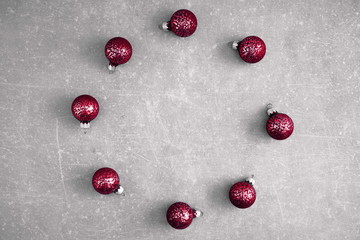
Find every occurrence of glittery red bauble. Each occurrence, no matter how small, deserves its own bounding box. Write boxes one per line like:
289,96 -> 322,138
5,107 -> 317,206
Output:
266,113 -> 294,140
105,37 -> 132,66
71,95 -> 99,123
92,168 -> 120,195
168,9 -> 197,37
167,202 -> 195,229
237,36 -> 266,63
229,182 -> 256,208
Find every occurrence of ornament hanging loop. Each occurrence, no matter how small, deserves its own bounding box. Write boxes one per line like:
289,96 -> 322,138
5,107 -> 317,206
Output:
267,103 -> 277,116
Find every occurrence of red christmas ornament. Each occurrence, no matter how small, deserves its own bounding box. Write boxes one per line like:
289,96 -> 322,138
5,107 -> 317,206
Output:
166,202 -> 202,229
105,37 -> 132,72
229,176 -> 256,209
266,104 -> 294,140
92,167 -> 124,195
161,9 -> 197,37
71,95 -> 99,129
232,36 -> 266,63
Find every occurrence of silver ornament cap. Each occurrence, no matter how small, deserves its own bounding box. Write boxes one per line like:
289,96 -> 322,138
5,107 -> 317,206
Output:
267,103 -> 277,116
108,63 -> 116,73
114,185 -> 125,196
193,209 -> 203,218
161,22 -> 169,31
245,175 -> 255,186
232,41 -> 239,50
80,122 -> 90,129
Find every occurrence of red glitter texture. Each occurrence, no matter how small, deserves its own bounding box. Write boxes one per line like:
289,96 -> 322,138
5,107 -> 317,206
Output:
105,37 -> 132,66
168,9 -> 197,37
237,36 -> 266,63
229,182 -> 256,208
92,168 -> 120,195
266,113 -> 294,140
71,95 -> 99,123
166,202 -> 195,229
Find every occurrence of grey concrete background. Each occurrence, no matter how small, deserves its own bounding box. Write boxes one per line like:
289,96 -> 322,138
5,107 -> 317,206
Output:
0,0 -> 359,239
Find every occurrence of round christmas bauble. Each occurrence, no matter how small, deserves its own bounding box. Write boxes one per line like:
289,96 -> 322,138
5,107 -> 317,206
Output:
161,9 -> 197,37
233,36 -> 266,63
166,202 -> 202,229
92,167 -> 122,195
105,37 -> 132,71
71,95 -> 99,128
266,113 -> 294,140
229,181 -> 256,208
266,105 -> 294,140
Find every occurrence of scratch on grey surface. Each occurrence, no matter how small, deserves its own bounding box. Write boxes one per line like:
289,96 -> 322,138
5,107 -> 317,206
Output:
132,152 -> 151,162
286,83 -> 328,89
134,51 -> 219,65
15,128 -> 30,149
0,82 -> 142,95
29,225 -> 49,239
353,153 -> 359,169
56,118 -> 68,206
334,181 -> 339,195
54,115 -> 73,120
272,186 -> 284,222
0,146 -> 15,154
297,134 -> 345,139
145,132 -> 159,163
309,40 -> 331,45
165,93 -> 199,107
325,135 -> 332,158
157,117 -> 171,143
157,167 -> 175,186
338,15 -> 359,27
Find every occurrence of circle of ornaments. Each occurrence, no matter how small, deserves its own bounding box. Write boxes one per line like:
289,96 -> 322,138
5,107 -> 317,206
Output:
68,8 -> 295,230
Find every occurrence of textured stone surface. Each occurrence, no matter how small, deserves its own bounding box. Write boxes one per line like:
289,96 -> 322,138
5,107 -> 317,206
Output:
0,0 -> 360,239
